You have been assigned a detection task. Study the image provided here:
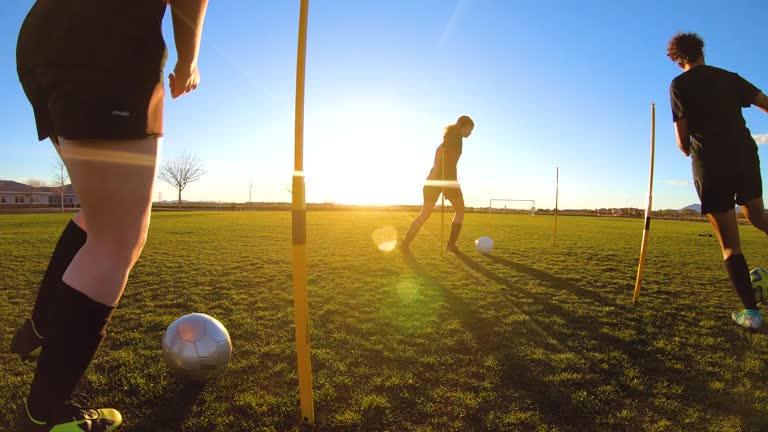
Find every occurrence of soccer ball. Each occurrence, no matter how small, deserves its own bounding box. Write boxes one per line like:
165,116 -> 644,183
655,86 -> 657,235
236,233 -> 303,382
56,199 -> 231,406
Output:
750,268 -> 768,305
162,313 -> 233,382
475,236 -> 493,254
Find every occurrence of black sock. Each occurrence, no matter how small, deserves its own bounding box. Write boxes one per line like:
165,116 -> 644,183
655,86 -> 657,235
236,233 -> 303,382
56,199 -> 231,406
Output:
725,253 -> 758,310
402,220 -> 424,246
31,220 -> 87,338
27,282 -> 114,422
447,222 -> 462,245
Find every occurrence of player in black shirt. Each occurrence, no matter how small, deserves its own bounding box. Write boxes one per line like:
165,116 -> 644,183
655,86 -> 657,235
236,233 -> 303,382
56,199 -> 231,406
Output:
10,1 -> 209,430
400,115 -> 475,252
667,32 -> 768,330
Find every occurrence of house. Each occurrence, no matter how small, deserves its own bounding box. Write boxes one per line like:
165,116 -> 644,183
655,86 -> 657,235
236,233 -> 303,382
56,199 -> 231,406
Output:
41,183 -> 80,208
0,180 -> 79,208
0,180 -> 52,207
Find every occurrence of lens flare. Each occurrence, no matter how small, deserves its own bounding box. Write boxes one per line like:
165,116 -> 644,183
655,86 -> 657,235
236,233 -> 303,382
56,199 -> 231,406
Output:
372,226 -> 398,252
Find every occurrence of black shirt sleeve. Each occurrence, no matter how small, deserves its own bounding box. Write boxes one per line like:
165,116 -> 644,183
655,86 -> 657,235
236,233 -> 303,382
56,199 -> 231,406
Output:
731,72 -> 761,108
670,80 -> 685,122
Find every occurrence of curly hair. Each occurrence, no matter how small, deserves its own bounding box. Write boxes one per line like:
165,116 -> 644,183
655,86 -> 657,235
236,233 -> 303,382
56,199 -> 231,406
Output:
667,32 -> 704,64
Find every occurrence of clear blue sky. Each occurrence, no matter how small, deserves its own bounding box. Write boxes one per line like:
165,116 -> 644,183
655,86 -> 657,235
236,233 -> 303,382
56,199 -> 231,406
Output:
1,0 -> 766,210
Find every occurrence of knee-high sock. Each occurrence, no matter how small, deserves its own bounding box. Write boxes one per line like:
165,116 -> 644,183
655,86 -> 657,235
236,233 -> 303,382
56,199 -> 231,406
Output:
32,220 -> 87,338
27,282 -> 114,421
447,222 -> 462,246
402,220 -> 424,246
725,253 -> 758,310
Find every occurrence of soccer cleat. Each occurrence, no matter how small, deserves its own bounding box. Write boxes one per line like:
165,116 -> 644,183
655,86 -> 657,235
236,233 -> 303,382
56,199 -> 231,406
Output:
21,399 -> 122,432
10,318 -> 43,361
731,309 -> 762,330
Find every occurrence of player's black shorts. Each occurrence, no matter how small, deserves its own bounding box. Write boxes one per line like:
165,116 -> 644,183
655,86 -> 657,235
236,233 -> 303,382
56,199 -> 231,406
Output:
18,65 -> 165,142
693,155 -> 763,214
423,183 -> 464,205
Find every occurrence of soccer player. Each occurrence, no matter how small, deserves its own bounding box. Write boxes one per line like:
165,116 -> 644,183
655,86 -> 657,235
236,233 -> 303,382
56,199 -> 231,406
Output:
667,33 -> 768,330
10,1 -> 208,430
400,115 -> 475,252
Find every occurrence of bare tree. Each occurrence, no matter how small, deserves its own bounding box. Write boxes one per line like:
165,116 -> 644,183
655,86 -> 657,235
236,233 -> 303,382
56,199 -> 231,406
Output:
158,152 -> 207,208
50,157 -> 69,213
25,178 -> 47,188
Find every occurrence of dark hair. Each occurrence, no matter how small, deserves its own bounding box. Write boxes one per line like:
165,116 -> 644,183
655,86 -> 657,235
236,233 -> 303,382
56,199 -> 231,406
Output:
667,32 -> 704,64
443,115 -> 474,139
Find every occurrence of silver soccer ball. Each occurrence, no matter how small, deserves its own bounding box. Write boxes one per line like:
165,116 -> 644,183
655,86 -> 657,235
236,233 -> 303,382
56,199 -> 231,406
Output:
162,313 -> 233,382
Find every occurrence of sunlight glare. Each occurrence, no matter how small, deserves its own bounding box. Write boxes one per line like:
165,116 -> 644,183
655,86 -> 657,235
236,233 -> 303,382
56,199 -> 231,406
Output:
372,226 -> 398,252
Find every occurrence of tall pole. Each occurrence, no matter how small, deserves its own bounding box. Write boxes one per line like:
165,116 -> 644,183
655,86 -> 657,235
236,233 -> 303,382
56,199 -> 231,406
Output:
440,146 -> 445,256
553,166 -> 559,246
633,103 -> 656,304
292,0 -> 314,424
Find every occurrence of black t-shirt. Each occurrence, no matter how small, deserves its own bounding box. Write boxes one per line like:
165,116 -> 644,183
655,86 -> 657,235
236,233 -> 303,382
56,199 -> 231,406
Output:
427,129 -> 463,181
17,0 -> 167,73
669,65 -> 761,163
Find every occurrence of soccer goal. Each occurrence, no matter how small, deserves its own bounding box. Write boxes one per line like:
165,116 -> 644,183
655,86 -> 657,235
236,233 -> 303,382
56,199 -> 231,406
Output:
489,199 -> 536,215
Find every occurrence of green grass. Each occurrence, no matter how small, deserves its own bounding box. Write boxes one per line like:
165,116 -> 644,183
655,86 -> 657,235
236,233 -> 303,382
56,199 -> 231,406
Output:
3,211 -> 768,431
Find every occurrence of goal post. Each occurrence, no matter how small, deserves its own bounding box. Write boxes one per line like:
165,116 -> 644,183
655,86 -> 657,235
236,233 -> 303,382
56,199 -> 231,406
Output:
489,199 -> 536,215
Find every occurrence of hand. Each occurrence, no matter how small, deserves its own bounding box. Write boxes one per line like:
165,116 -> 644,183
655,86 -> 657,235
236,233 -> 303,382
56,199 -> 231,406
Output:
169,62 -> 200,99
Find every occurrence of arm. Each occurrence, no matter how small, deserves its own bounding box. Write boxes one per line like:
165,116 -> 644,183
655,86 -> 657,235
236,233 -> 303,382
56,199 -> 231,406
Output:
754,92 -> 768,114
168,0 -> 209,98
674,118 -> 691,157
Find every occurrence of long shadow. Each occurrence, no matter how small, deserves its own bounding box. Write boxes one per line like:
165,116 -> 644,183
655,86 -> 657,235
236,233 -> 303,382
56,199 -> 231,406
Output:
477,252 -> 612,306
127,382 -> 204,432
400,250 -> 601,430
450,250 -> 766,424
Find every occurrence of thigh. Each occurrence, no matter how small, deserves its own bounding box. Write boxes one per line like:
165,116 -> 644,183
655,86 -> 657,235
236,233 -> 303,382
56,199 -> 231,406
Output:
59,137 -> 161,242
444,186 -> 465,210
423,185 -> 441,205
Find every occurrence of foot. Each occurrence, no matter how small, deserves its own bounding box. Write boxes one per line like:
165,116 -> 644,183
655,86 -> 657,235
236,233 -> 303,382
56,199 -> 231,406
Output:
21,400 -> 122,432
399,242 -> 411,252
446,243 -> 459,253
731,309 -> 762,330
10,319 -> 43,361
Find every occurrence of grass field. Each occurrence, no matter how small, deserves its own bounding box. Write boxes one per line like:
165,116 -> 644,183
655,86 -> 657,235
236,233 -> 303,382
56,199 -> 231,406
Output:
3,210 -> 768,431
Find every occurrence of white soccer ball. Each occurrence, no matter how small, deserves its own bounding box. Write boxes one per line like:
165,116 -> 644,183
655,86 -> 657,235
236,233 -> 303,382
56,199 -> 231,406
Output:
162,313 -> 233,382
475,236 -> 493,254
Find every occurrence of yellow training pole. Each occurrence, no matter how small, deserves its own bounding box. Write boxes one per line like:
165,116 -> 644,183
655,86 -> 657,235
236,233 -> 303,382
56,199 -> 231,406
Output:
633,103 -> 656,304
553,166 -> 559,246
292,0 -> 314,424
441,146 -> 445,256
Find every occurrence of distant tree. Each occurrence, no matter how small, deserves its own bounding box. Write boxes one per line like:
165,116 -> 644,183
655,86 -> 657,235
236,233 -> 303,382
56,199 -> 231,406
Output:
25,178 -> 46,188
50,157 -> 69,213
158,152 -> 207,208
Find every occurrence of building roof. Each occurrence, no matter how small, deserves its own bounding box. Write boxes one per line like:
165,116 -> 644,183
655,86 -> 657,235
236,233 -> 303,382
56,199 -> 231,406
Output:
40,184 -> 76,195
0,180 -> 50,194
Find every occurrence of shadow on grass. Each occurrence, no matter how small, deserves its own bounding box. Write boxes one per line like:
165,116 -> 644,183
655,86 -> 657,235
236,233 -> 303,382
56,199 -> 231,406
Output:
128,382 -> 204,432
400,249 -> 599,430
450,250 -> 767,426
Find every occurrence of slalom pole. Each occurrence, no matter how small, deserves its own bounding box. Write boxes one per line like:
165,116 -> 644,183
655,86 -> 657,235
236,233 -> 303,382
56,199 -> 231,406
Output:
292,0 -> 314,424
633,103 -> 656,304
553,166 -> 559,246
441,146 -> 445,257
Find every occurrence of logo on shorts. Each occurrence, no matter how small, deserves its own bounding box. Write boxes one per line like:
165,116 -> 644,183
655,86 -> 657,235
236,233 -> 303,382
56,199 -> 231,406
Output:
111,110 -> 131,117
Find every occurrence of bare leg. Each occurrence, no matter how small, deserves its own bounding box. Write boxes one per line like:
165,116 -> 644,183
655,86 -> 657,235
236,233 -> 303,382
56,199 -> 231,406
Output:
51,141 -> 88,230
401,200 -> 436,250
742,197 -> 768,235
446,193 -> 465,251
708,209 -> 759,313
59,137 -> 161,306
707,209 -> 742,260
